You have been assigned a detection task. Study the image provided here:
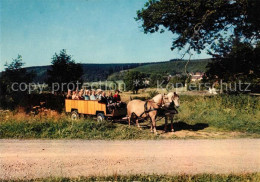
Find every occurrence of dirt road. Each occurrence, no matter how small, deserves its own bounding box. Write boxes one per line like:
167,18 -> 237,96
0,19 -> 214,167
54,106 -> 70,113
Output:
1,139 -> 260,180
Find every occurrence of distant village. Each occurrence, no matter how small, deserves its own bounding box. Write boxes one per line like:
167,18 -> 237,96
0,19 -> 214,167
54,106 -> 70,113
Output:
167,72 -> 204,82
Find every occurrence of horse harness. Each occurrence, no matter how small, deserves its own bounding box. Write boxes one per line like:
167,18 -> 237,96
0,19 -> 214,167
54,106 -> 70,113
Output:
139,101 -> 158,118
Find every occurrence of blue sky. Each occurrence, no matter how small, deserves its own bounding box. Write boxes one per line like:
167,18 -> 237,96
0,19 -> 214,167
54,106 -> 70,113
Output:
1,0 -> 210,70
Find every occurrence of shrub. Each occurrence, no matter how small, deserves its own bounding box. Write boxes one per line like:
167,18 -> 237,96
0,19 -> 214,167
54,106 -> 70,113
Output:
148,90 -> 159,98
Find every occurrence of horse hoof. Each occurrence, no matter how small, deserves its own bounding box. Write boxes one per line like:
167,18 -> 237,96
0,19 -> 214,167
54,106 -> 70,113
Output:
171,129 -> 174,132
150,130 -> 154,133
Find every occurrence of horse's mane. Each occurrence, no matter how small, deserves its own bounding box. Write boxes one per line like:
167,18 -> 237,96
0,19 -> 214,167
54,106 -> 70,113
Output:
151,94 -> 163,105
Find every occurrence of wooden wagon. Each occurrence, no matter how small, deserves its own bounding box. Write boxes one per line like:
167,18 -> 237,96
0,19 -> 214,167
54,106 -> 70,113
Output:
65,99 -> 127,122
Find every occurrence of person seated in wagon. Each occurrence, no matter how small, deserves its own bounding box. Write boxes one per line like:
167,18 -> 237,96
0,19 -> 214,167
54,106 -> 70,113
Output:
84,90 -> 90,100
66,89 -> 72,99
90,90 -> 96,100
113,90 -> 121,102
96,90 -> 102,100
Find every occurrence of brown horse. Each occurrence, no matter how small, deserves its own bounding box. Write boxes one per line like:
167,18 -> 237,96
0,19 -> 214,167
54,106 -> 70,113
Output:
151,93 -> 170,107
127,99 -> 159,134
150,92 -> 180,132
163,92 -> 180,132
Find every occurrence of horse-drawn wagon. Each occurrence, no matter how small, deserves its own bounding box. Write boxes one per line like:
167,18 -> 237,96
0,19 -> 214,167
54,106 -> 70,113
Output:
65,92 -> 179,133
65,99 -> 127,122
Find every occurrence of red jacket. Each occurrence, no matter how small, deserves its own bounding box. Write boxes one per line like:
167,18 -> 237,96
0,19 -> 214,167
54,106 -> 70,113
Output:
113,94 -> 121,102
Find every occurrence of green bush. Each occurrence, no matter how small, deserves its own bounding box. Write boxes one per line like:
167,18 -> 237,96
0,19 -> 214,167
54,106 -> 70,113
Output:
148,90 -> 159,98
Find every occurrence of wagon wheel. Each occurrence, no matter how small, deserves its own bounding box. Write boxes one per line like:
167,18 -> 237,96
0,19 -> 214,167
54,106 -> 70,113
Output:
97,113 -> 105,122
71,111 -> 79,120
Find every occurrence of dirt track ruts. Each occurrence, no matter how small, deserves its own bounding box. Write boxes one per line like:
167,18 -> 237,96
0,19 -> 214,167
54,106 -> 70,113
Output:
0,139 -> 260,179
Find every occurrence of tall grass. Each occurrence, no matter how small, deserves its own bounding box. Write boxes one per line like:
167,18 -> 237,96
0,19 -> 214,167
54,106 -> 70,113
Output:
0,114 -> 158,139
177,94 -> 260,133
5,173 -> 260,182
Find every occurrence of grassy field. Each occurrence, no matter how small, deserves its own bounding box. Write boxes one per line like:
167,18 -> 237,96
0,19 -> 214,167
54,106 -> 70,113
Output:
0,116 -> 158,139
176,94 -> 260,134
4,173 -> 260,182
0,93 -> 259,139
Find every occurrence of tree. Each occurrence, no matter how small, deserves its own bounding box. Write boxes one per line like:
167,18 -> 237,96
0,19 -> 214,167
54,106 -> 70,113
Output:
47,49 -> 83,93
136,0 -> 260,93
149,74 -> 166,88
169,75 -> 187,88
136,0 -> 260,53
205,40 -> 260,92
0,55 -> 35,109
123,71 -> 146,94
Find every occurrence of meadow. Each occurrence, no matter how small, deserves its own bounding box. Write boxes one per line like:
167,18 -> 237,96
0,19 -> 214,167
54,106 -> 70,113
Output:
0,92 -> 259,139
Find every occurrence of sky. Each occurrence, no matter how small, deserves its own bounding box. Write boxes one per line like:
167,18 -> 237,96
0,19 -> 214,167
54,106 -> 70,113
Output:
1,0 -> 210,71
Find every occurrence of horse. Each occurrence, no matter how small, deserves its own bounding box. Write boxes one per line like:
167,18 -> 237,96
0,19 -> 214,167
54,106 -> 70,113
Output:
127,99 -> 159,134
163,92 -> 180,132
151,93 -> 170,107
150,92 -> 180,132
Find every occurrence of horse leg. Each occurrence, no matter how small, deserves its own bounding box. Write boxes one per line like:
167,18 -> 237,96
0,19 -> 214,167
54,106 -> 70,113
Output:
164,116 -> 168,132
128,116 -> 131,126
170,115 -> 174,132
151,115 -> 157,134
136,119 -> 140,128
150,118 -> 153,132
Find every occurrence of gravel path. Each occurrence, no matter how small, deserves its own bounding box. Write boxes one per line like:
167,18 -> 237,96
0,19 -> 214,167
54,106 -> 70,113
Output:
0,139 -> 260,179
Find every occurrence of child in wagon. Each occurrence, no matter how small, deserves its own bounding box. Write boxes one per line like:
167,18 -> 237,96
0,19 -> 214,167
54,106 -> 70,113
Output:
113,90 -> 121,102
66,89 -> 72,99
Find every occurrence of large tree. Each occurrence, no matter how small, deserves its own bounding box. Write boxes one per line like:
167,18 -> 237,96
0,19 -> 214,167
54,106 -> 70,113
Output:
47,49 -> 83,93
136,0 -> 260,53
0,55 -> 35,109
206,39 -> 260,92
136,0 -> 260,92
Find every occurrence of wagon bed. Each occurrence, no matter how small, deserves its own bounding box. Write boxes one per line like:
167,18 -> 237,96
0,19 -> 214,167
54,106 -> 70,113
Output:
65,99 -> 127,121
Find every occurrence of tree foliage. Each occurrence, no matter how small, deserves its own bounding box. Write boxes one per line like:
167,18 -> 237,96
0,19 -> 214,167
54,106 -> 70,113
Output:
47,49 -> 83,92
123,71 -> 147,94
136,0 -> 260,53
136,0 -> 260,92
0,55 -> 35,109
206,40 -> 260,92
169,75 -> 187,87
149,74 -> 166,88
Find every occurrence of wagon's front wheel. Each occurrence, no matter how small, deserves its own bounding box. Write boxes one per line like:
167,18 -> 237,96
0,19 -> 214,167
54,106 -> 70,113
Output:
97,113 -> 105,122
71,111 -> 79,120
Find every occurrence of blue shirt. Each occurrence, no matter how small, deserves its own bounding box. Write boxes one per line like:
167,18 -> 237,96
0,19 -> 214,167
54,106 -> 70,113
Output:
90,95 -> 96,100
84,95 -> 90,100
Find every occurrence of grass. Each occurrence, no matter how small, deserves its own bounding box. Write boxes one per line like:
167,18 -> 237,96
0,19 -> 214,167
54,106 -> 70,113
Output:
3,173 -> 260,182
0,114 -> 158,139
176,94 -> 260,134
0,94 -> 259,139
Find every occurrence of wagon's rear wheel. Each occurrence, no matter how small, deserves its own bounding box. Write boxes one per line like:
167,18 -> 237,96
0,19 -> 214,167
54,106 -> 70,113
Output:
97,113 -> 105,122
71,110 -> 79,120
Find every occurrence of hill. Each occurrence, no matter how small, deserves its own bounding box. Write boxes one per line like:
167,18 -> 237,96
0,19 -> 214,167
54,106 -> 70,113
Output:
131,59 -> 210,75
25,63 -> 147,83
22,59 -> 210,83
